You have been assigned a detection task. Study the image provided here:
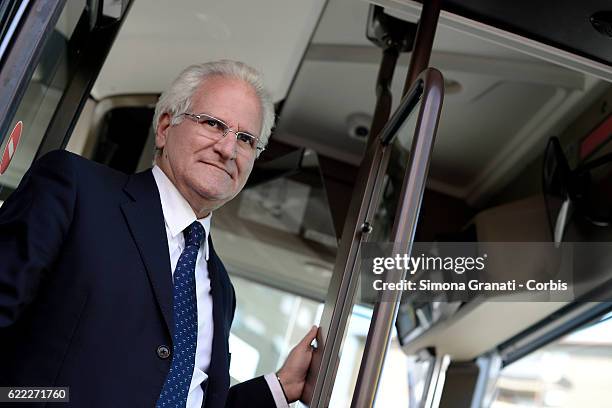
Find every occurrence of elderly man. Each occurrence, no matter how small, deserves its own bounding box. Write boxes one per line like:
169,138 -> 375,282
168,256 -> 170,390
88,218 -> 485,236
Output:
0,60 -> 317,407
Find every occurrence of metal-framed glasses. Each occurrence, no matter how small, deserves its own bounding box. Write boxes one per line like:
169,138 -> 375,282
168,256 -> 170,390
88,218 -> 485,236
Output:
180,112 -> 264,155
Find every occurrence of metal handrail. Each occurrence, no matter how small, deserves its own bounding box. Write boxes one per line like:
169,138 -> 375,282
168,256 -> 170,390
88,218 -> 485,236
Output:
350,67 -> 444,408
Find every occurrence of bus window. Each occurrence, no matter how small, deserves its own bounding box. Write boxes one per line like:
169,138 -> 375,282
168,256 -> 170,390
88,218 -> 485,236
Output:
209,148 -> 339,392
0,0 -> 86,202
228,274 -> 321,386
491,311 -> 612,408
0,2 -> 24,49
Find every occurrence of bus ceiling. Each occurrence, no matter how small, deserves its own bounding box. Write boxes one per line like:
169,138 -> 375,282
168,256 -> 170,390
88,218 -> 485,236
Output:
372,0 -> 612,81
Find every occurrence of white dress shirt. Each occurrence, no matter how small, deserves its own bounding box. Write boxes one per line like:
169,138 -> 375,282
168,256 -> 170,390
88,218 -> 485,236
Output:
152,166 -> 288,408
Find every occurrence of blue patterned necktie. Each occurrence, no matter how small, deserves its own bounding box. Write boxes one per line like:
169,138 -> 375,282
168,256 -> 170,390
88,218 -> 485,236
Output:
156,221 -> 204,408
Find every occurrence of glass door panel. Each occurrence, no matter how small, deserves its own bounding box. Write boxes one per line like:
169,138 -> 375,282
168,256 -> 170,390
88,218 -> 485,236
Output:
0,0 -> 132,206
0,0 -> 85,203
305,69 -> 444,407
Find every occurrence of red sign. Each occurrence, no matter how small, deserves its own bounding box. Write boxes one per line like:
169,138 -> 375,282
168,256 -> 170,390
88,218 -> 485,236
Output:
0,121 -> 23,175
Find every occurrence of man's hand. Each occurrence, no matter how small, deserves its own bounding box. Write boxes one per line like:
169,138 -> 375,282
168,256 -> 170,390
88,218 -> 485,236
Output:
276,325 -> 318,403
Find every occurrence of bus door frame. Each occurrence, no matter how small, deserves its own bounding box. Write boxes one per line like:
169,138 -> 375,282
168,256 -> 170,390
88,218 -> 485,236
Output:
0,0 -> 133,159
305,1 -> 444,406
0,0 -> 66,148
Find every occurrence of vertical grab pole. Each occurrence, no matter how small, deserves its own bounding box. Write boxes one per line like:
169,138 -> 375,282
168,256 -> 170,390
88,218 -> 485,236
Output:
367,46 -> 399,152
305,40 -> 403,408
351,1 -> 442,407
304,9 -> 416,407
403,0 -> 441,95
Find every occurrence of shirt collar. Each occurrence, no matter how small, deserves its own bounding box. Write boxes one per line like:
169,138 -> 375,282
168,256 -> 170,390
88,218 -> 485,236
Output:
152,165 -> 211,261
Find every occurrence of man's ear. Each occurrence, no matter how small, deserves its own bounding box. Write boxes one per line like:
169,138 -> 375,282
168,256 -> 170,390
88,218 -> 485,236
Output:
155,113 -> 172,152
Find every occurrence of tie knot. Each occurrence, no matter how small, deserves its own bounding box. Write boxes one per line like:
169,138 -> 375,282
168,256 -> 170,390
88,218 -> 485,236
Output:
184,221 -> 205,248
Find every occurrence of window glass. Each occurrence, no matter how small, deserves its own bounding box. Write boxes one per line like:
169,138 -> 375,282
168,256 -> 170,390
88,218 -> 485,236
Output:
0,0 -> 86,201
212,150 -> 337,302
324,304 -> 411,407
212,150 -> 339,404
376,337 -> 411,407
491,311 -> 612,408
229,281 -> 412,408
229,274 -> 321,384
0,1 -> 24,48
329,304 -> 372,406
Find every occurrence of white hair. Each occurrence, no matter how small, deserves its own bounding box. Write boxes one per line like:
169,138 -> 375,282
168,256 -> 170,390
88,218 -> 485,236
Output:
153,60 -> 275,155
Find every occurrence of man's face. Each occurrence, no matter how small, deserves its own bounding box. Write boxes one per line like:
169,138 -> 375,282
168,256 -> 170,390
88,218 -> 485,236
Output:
155,75 -> 263,216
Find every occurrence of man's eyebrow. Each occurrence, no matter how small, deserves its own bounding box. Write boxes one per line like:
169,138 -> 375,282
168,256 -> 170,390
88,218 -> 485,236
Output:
237,124 -> 257,137
231,118 -> 257,137
205,112 -> 257,136
206,112 -> 230,126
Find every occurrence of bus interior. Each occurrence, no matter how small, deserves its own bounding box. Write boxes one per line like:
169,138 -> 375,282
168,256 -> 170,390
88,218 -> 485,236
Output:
1,0 -> 612,407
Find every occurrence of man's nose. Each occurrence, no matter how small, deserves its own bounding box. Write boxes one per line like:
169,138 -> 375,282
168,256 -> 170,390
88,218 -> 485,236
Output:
213,131 -> 238,160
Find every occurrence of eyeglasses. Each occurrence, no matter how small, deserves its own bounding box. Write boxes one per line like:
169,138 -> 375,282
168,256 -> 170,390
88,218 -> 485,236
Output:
179,112 -> 264,156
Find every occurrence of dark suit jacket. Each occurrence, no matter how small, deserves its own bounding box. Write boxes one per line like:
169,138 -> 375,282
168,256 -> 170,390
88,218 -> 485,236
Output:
0,150 -> 275,407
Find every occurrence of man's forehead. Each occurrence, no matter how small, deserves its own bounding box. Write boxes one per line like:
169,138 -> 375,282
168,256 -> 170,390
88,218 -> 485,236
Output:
192,75 -> 256,101
190,76 -> 262,132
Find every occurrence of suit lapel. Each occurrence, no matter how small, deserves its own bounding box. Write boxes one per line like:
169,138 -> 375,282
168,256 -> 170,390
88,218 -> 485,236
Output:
205,236 -> 230,408
120,171 -> 231,407
120,170 -> 174,337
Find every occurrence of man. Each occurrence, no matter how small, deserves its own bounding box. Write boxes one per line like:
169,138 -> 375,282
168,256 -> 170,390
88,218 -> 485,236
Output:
0,60 -> 317,407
